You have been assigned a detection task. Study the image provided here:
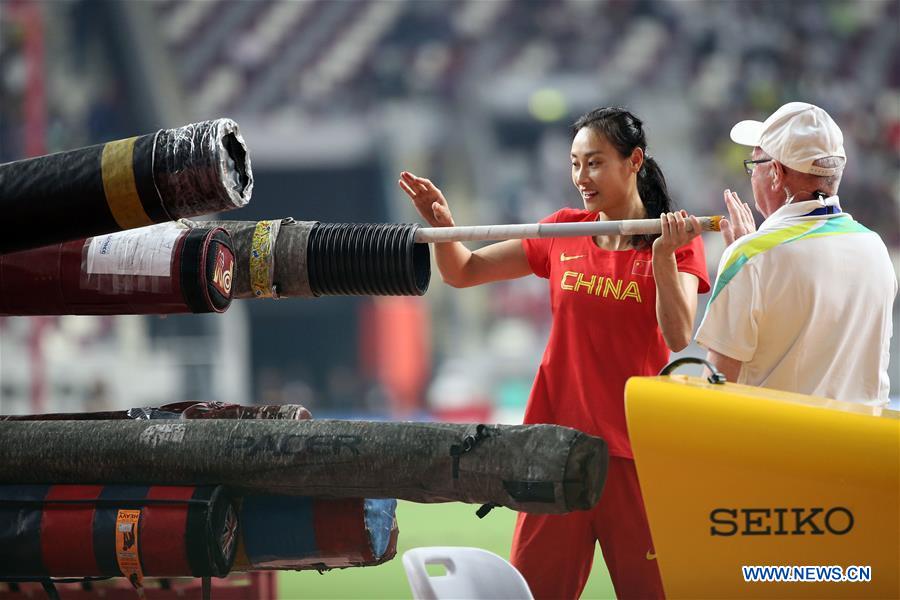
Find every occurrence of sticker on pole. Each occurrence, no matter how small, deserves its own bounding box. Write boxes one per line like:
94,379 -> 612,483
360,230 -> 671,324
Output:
115,509 -> 145,591
212,245 -> 234,297
86,224 -> 185,276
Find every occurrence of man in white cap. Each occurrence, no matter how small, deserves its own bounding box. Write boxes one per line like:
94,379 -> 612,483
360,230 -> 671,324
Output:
696,102 -> 897,404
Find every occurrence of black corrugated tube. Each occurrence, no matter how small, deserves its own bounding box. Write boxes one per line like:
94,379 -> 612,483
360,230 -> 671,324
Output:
307,223 -> 430,296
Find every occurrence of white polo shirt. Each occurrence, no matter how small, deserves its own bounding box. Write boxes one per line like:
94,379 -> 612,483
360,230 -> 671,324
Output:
696,195 -> 897,405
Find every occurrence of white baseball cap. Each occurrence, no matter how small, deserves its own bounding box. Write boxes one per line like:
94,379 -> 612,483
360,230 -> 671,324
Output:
730,102 -> 846,176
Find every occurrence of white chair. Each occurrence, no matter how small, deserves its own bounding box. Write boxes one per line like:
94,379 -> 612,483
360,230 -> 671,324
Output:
403,546 -> 534,600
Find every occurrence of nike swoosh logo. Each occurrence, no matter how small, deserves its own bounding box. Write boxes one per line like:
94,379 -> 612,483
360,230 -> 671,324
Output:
560,253 -> 585,262
646,551 -> 657,561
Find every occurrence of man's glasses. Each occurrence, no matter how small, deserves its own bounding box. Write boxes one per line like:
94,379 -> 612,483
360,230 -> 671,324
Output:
744,158 -> 772,176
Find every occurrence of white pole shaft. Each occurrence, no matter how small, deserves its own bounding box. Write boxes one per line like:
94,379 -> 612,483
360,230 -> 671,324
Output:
414,216 -> 721,244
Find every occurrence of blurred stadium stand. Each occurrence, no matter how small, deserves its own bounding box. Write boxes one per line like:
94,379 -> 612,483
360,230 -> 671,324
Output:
1,0 -> 897,417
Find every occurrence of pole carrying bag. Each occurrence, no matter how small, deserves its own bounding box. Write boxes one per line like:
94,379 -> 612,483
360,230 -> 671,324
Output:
0,484 -> 238,579
234,497 -> 398,571
0,119 -> 252,254
0,223 -> 234,315
0,420 -> 608,514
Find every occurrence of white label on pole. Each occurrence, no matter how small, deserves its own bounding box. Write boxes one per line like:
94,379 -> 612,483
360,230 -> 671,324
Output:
86,223 -> 184,276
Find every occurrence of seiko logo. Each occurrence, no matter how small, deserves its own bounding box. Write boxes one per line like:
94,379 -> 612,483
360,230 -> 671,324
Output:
710,507 -> 854,536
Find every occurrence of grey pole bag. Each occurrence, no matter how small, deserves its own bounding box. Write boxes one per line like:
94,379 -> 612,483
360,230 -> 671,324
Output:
0,419 -> 607,514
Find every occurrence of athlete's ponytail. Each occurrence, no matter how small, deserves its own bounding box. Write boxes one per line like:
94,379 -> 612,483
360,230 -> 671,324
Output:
572,107 -> 674,249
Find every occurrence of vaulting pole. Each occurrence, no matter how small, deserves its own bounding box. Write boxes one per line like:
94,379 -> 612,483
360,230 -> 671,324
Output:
414,215 -> 722,244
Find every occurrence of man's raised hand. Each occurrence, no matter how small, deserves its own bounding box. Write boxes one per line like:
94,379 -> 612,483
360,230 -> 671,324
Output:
719,189 -> 756,246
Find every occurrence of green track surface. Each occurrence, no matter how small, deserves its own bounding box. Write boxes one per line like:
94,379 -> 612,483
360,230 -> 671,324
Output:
278,500 -> 615,599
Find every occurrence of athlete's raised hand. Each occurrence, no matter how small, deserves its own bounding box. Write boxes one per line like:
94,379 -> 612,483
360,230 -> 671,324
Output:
719,189 -> 756,246
398,171 -> 456,228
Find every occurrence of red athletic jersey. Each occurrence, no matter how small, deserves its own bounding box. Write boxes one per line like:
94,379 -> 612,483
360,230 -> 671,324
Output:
522,208 -> 710,458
